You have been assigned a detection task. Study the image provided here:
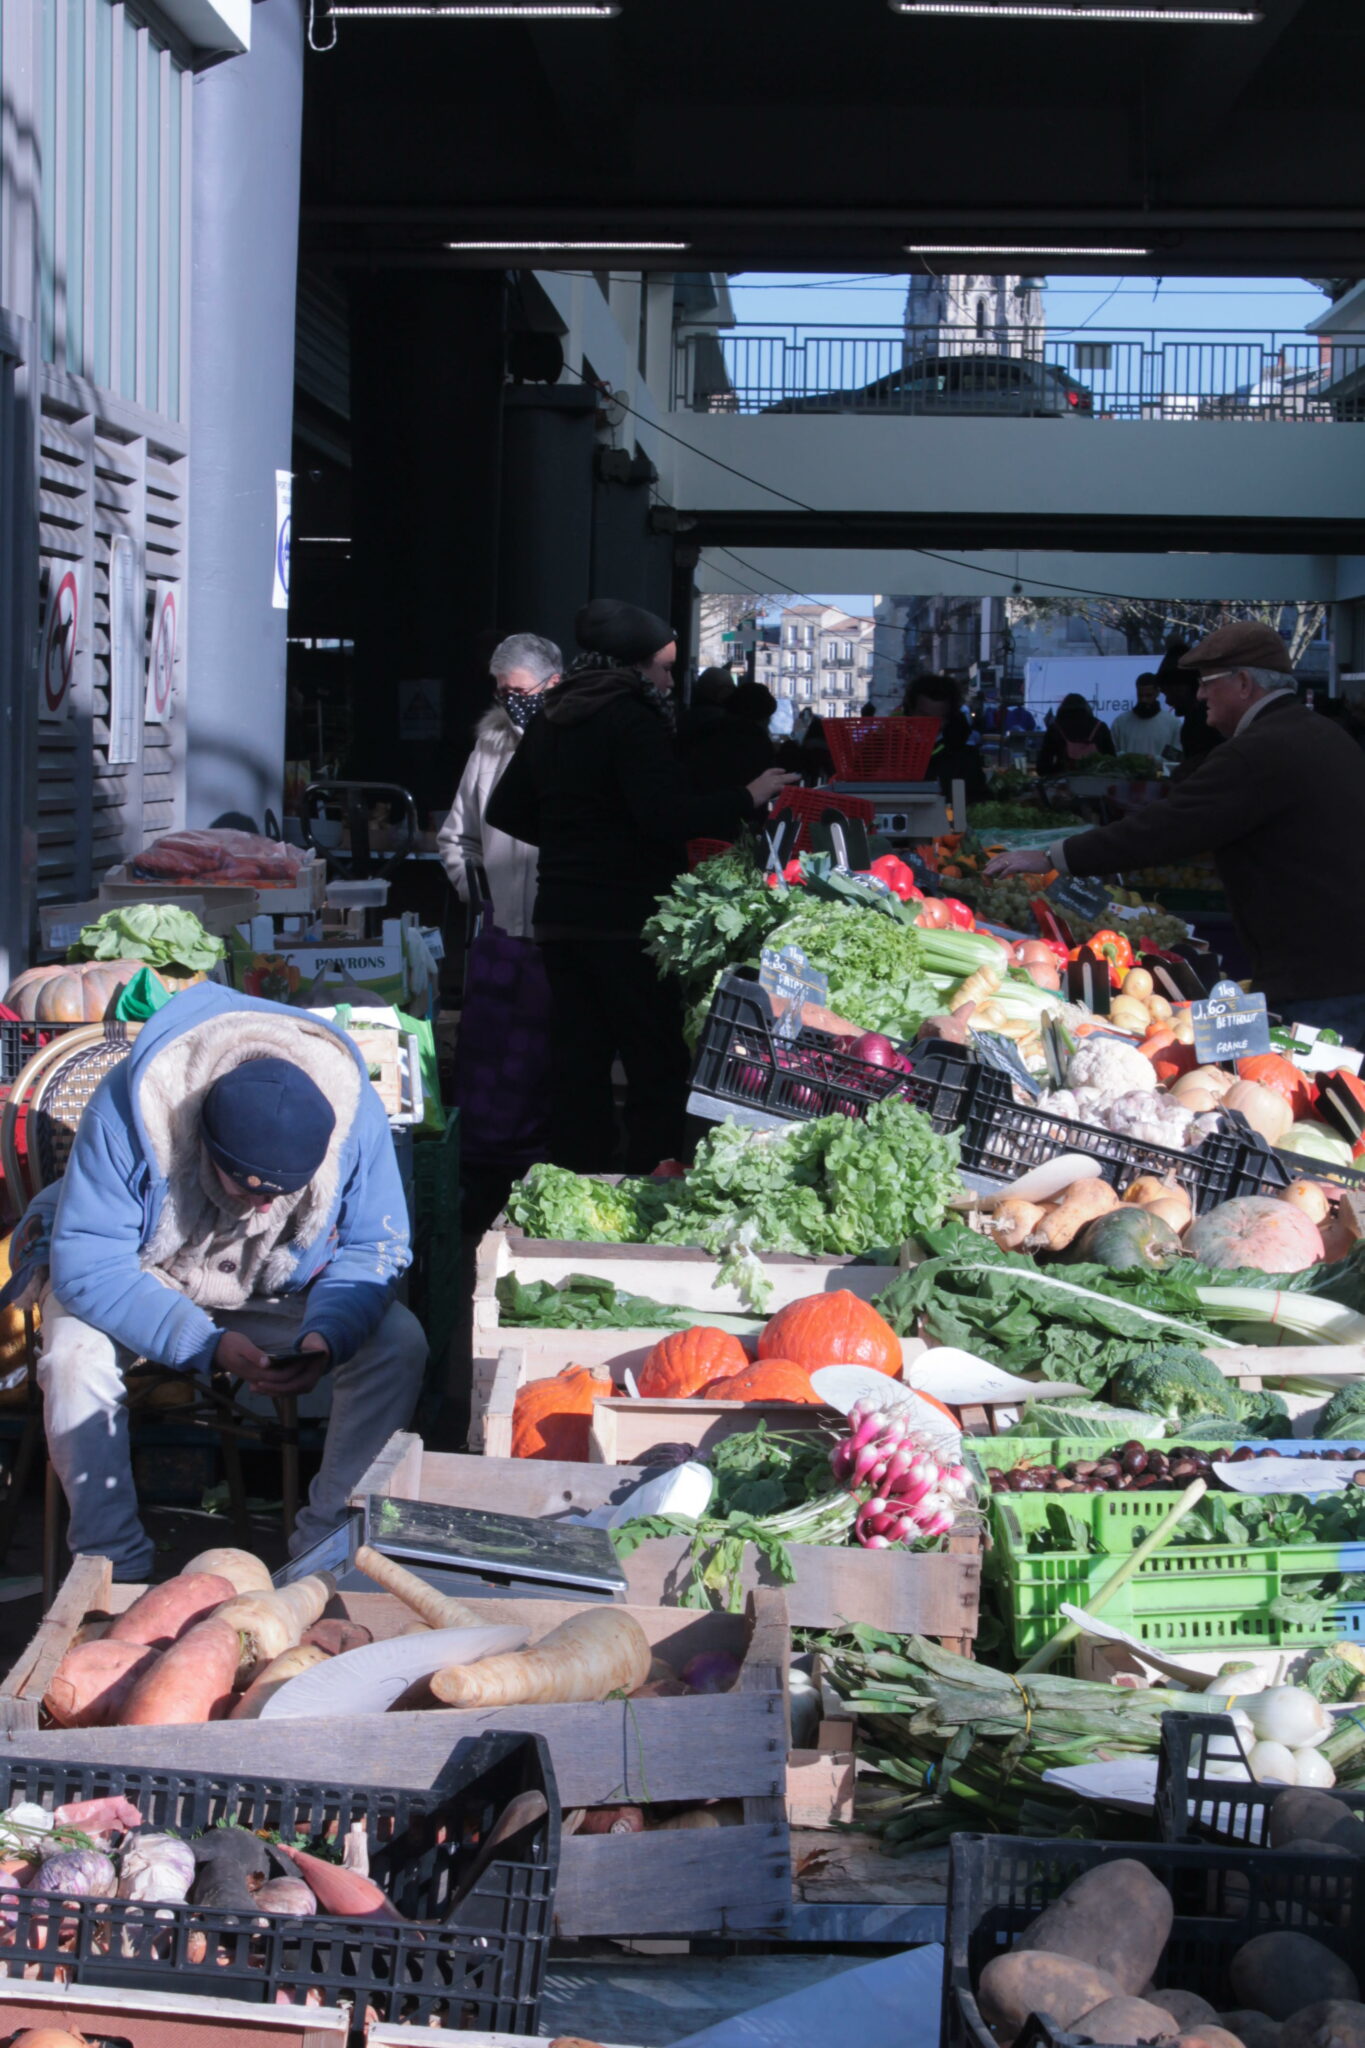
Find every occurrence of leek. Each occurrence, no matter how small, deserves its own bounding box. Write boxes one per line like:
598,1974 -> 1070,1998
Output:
1194,1286 -> 1365,1346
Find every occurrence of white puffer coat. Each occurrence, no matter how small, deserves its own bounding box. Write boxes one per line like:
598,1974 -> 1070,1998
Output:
438,704 -> 539,938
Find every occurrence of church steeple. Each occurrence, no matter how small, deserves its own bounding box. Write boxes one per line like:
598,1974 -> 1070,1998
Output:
905,273 -> 1046,358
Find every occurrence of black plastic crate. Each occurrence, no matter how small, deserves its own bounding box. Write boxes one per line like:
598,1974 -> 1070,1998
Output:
0,1018 -> 85,1085
958,1071 -> 1287,1215
1157,1709 -> 1365,1848
687,970 -> 984,1133
944,1831 -> 1364,2048
0,1736 -> 558,2038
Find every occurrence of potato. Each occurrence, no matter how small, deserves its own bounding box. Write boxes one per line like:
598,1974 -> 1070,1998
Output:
1231,1936 -> 1359,2022
978,1953 -> 1123,2037
1151,1993 -> 1222,2030
1268,1790 -> 1365,1858
1073,1995 -> 1179,2044
1278,2002 -> 1365,2048
1016,1860 -> 1175,1996
1220,2015 -> 1281,2048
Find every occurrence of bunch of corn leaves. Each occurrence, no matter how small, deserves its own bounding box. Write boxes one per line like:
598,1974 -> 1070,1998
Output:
819,1630 -> 1187,1849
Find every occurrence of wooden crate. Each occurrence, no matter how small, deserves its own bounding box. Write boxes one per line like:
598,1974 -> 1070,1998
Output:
367,2035 -> 634,2048
352,1433 -> 979,1647
786,1716 -> 857,1830
473,1218 -> 900,1350
3,1556 -> 792,1941
472,1322 -> 928,1456
0,1978 -> 349,2045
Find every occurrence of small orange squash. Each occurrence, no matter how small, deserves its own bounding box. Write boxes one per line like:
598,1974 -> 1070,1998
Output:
3,960 -> 143,1024
636,1327 -> 749,1400
510,1364 -> 614,1461
698,1359 -> 821,1405
758,1290 -> 901,1378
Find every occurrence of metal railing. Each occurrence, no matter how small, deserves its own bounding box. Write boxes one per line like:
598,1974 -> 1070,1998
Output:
672,325 -> 1365,424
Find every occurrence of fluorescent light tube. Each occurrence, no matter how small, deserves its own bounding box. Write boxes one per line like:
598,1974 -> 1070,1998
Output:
892,3 -> 1260,19
908,242 -> 1151,256
445,238 -> 689,250
332,3 -> 619,15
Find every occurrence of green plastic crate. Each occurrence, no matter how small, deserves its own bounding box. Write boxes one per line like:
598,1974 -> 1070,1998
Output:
409,1111 -> 461,1391
966,1432 -> 1170,1581
994,1490 -> 1365,1656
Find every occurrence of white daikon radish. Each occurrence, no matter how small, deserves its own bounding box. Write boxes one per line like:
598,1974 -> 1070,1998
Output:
984,1156 -> 1102,1207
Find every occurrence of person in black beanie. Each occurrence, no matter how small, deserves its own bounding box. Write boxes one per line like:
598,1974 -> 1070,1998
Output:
486,599 -> 796,1172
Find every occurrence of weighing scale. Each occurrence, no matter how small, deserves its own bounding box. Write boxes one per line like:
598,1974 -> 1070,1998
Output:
275,1497 -> 628,1602
824,779 -> 952,842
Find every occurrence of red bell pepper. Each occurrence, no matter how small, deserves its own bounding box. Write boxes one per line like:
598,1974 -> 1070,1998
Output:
869,854 -> 923,903
767,858 -> 806,889
940,898 -> 976,930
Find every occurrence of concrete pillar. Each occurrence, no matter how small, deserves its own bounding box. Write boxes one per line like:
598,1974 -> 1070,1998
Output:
644,276 -> 675,406
498,384 -> 597,664
186,0 -> 305,828
347,270 -> 505,812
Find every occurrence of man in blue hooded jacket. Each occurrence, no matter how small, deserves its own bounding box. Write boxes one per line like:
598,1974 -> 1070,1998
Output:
32,983 -> 425,1579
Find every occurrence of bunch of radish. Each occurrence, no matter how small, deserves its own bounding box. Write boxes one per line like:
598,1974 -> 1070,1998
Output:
830,1398 -> 974,1548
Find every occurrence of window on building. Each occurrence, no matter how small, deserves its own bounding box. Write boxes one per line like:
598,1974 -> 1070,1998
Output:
783,625 -> 795,646
800,678 -> 812,700
801,624 -> 814,646
976,299 -> 987,338
800,650 -> 812,671
842,640 -> 854,663
784,651 -> 795,670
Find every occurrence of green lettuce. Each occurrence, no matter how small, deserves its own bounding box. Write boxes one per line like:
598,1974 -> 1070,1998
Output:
70,903 -> 224,975
765,899 -> 940,1039
506,1166 -> 669,1243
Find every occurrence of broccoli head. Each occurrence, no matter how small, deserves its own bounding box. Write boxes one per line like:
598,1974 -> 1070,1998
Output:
1316,1381 -> 1365,1440
1104,1347 -> 1241,1430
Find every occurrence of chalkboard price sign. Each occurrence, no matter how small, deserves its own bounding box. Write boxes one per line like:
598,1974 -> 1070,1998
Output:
759,944 -> 829,1041
1191,978 -> 1271,1063
972,1030 -> 1044,1098
1046,873 -> 1112,923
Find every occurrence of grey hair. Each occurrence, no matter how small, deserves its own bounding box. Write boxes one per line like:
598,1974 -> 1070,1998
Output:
1242,665 -> 1295,693
490,632 -> 562,683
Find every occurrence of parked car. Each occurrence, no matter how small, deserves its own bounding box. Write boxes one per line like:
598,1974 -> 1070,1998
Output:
763,352 -> 1094,419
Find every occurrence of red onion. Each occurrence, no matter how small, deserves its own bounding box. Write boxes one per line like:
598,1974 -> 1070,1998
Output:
849,1031 -> 897,1068
680,1651 -> 742,1694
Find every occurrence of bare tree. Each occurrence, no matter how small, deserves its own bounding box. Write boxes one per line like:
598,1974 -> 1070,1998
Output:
1006,595 -> 1327,667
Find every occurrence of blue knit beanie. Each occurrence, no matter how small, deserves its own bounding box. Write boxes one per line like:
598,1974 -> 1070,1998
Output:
201,1057 -> 336,1196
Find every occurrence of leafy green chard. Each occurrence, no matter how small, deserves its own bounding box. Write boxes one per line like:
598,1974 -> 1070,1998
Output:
643,842 -> 782,1010
494,1273 -> 697,1331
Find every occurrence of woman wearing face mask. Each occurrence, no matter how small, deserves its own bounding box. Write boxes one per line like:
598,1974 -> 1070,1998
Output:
486,599 -> 797,1174
439,632 -> 562,933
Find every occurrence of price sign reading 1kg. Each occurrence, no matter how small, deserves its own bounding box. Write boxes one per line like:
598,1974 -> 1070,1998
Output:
1191,978 -> 1272,1064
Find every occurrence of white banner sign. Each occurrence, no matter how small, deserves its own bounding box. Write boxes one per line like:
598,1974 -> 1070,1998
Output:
272,469 -> 292,611
39,561 -> 84,723
107,534 -> 142,766
145,581 -> 180,724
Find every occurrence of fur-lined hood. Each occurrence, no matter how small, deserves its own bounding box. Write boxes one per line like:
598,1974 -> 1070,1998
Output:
135,998 -> 363,1274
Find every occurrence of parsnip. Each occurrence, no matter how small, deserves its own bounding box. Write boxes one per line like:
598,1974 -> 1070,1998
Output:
182,1547 -> 273,1596
354,1544 -> 484,1629
214,1575 -> 335,1686
430,1609 -> 651,1708
229,1643 -> 330,1719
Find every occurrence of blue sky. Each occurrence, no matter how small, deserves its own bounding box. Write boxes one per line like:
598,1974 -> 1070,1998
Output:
723,273 -> 1332,618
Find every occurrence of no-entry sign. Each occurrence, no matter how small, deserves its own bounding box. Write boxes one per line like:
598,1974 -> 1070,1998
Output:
145,582 -> 180,723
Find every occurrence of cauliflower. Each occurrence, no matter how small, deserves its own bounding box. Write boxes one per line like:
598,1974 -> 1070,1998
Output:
1065,1037 -> 1157,1104
1103,1089 -> 1196,1148
1036,1086 -> 1107,1124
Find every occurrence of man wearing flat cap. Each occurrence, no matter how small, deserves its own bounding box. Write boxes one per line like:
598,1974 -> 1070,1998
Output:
986,623 -> 1365,1036
487,598 -> 796,1171
25,982 -> 425,1579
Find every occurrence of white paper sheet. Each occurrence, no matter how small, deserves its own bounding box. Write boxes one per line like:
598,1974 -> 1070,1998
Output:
1212,1455 -> 1365,1496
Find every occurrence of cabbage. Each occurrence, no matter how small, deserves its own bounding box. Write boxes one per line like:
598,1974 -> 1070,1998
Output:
1278,1121 -> 1356,1168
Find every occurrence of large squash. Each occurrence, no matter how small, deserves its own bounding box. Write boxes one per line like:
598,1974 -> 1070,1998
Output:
1237,1053 -> 1315,1121
510,1364 -> 614,1461
636,1327 -> 748,1400
759,1290 -> 901,1378
1184,1196 -> 1324,1274
698,1359 -> 821,1405
1223,1079 -> 1294,1147
3,960 -> 143,1024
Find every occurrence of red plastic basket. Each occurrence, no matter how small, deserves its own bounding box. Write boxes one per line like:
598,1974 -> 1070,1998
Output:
686,838 -> 734,870
825,716 -> 940,782
771,786 -> 876,853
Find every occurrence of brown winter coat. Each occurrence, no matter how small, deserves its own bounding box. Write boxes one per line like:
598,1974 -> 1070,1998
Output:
1059,694 -> 1365,1005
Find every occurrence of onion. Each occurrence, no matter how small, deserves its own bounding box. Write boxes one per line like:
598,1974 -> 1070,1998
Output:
1292,1747 -> 1337,1789
680,1651 -> 742,1694
849,1031 -> 897,1068
1247,1740 -> 1298,1785
1245,1684 -> 1332,1751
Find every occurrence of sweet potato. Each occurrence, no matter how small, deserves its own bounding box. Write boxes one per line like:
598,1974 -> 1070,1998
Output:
1231,1935 -> 1359,2022
1268,1790 -> 1365,1858
1220,2015 -> 1281,2048
978,1953 -> 1123,2038
1278,2003 -> 1365,2048
1015,1860 -> 1174,1996
1152,1994 -> 1222,2031
43,1640 -> 157,1727
106,1573 -> 235,1650
1073,1996 -> 1180,2045
118,1618 -> 243,1726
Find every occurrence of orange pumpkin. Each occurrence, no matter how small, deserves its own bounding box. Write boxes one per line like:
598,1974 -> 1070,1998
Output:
636,1327 -> 749,1400
698,1359 -> 821,1405
510,1364 -> 614,1460
758,1290 -> 901,1378
1137,1029 -> 1199,1087
3,960 -> 143,1025
1237,1053 -> 1314,1121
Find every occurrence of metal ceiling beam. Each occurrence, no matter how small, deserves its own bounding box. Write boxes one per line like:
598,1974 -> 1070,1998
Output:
1152,0 -> 1314,184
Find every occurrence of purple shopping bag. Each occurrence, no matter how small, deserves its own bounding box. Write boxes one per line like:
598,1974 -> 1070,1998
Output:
451,919 -> 553,1170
